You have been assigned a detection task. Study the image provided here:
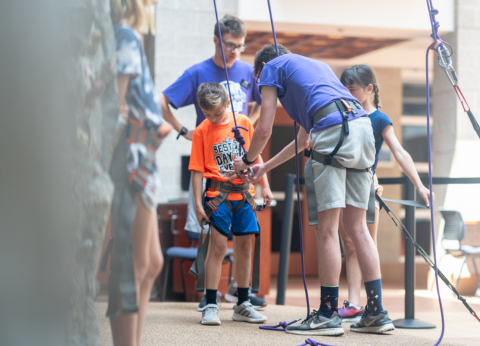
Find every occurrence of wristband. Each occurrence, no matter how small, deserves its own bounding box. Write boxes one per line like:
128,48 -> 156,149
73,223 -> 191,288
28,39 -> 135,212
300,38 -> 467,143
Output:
242,151 -> 256,166
176,126 -> 188,140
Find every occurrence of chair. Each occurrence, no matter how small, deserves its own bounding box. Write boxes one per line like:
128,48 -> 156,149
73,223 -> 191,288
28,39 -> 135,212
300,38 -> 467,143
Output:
439,210 -> 480,291
161,230 -> 233,302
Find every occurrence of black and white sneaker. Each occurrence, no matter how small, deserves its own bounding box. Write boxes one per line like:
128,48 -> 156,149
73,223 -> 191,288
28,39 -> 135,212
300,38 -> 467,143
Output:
197,290 -> 221,312
350,310 -> 395,334
285,310 -> 344,336
225,282 -> 267,309
232,301 -> 267,323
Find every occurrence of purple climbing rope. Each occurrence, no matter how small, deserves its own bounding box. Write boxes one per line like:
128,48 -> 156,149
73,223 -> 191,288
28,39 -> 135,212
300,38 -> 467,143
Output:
212,0 -> 248,157
259,318 -> 301,331
267,0 -> 310,318
297,338 -> 342,346
425,43 -> 445,346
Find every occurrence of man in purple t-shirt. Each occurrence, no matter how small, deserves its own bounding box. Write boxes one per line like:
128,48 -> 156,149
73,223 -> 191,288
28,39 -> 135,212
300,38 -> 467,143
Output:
235,44 -> 394,337
159,14 -> 265,312
160,15 -> 262,139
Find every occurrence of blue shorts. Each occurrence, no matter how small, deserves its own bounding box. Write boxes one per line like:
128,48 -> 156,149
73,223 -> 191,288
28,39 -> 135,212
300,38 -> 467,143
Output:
205,197 -> 259,237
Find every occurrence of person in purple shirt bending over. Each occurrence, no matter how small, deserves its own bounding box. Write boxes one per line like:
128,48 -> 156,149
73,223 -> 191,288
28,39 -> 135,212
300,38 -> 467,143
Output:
234,44 -> 395,337
159,14 -> 266,311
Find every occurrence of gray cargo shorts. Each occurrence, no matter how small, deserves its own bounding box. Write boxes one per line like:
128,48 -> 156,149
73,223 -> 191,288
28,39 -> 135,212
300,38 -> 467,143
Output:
306,116 -> 375,217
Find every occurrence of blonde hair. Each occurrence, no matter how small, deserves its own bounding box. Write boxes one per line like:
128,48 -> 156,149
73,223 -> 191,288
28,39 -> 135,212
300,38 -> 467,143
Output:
197,83 -> 229,111
111,0 -> 155,35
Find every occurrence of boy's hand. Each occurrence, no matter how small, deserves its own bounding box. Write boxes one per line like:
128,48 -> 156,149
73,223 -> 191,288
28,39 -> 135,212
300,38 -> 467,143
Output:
196,206 -> 210,227
262,187 -> 274,207
234,157 -> 250,177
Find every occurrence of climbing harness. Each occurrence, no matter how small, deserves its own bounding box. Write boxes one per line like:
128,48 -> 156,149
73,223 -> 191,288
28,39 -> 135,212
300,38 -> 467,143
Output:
303,101 -> 375,226
188,179 -> 264,293
426,0 -> 480,139
188,0 -> 265,295
376,192 -> 480,324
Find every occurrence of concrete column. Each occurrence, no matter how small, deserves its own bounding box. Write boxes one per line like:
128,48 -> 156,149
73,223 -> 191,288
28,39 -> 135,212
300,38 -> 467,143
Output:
432,0 -> 480,221
154,0 -> 239,203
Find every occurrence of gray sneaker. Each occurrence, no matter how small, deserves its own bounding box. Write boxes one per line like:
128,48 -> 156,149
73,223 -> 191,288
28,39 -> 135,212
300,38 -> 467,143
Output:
225,282 -> 267,309
232,301 -> 267,323
197,290 -> 221,312
285,310 -> 344,336
201,304 -> 221,325
350,310 -> 395,333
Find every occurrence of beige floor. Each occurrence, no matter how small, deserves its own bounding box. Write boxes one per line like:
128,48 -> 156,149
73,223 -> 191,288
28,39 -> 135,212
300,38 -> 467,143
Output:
97,276 -> 480,345
98,302 -> 464,346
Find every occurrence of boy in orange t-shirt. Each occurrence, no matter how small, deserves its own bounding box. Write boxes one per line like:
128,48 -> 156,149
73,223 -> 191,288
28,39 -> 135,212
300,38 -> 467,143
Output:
189,83 -> 272,326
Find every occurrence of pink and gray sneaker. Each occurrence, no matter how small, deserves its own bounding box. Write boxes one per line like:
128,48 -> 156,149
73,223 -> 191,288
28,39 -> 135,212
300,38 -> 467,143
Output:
338,300 -> 364,323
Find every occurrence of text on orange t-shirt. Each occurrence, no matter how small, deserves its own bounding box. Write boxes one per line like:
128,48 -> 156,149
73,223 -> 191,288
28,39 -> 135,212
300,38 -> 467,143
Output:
188,113 -> 256,201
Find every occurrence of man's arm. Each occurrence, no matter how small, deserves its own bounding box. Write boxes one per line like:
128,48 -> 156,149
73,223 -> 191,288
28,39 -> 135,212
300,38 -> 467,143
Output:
248,102 -> 261,126
241,126 -> 309,184
159,93 -> 194,140
234,86 -> 277,175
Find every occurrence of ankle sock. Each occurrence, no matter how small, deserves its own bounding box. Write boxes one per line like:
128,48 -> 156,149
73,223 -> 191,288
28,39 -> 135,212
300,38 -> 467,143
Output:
237,287 -> 249,306
206,289 -> 217,306
320,286 -> 339,318
364,279 -> 384,315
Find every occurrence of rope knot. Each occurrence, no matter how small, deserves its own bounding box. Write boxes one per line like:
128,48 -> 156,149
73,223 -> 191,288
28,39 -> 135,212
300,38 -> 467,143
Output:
297,338 -> 337,346
232,126 -> 247,150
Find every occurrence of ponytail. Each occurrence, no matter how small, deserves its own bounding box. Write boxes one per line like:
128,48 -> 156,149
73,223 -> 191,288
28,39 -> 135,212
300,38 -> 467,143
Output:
340,64 -> 380,109
373,83 -> 380,109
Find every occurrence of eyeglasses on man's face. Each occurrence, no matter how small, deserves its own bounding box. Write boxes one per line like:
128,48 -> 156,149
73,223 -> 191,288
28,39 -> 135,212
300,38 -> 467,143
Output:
223,42 -> 246,52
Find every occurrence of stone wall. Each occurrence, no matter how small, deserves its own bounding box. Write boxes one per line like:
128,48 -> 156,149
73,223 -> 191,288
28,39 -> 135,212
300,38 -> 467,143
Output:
0,0 -> 117,345
154,0 -> 239,203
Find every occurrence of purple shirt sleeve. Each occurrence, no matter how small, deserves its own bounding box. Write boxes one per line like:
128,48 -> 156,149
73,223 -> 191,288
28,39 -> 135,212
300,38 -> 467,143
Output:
162,70 -> 196,109
251,81 -> 262,105
259,65 -> 286,96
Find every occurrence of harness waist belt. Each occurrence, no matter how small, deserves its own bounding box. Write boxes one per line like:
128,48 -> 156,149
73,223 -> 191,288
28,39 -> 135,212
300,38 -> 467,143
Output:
313,100 -> 362,125
310,150 -> 370,173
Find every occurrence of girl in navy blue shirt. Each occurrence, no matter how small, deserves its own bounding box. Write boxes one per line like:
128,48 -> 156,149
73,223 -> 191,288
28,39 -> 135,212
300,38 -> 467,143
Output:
337,64 -> 432,322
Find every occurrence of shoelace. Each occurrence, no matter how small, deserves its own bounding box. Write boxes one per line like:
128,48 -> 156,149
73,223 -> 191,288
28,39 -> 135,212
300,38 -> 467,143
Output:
203,306 -> 217,318
301,309 -> 321,324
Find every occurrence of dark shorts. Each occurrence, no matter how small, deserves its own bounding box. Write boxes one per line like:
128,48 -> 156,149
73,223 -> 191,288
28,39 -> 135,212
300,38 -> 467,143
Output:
205,197 -> 259,237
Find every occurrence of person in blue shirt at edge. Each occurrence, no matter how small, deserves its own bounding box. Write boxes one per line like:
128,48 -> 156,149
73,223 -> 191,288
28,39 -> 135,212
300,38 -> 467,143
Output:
159,14 -> 266,311
235,44 -> 395,336
336,64 -> 432,323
